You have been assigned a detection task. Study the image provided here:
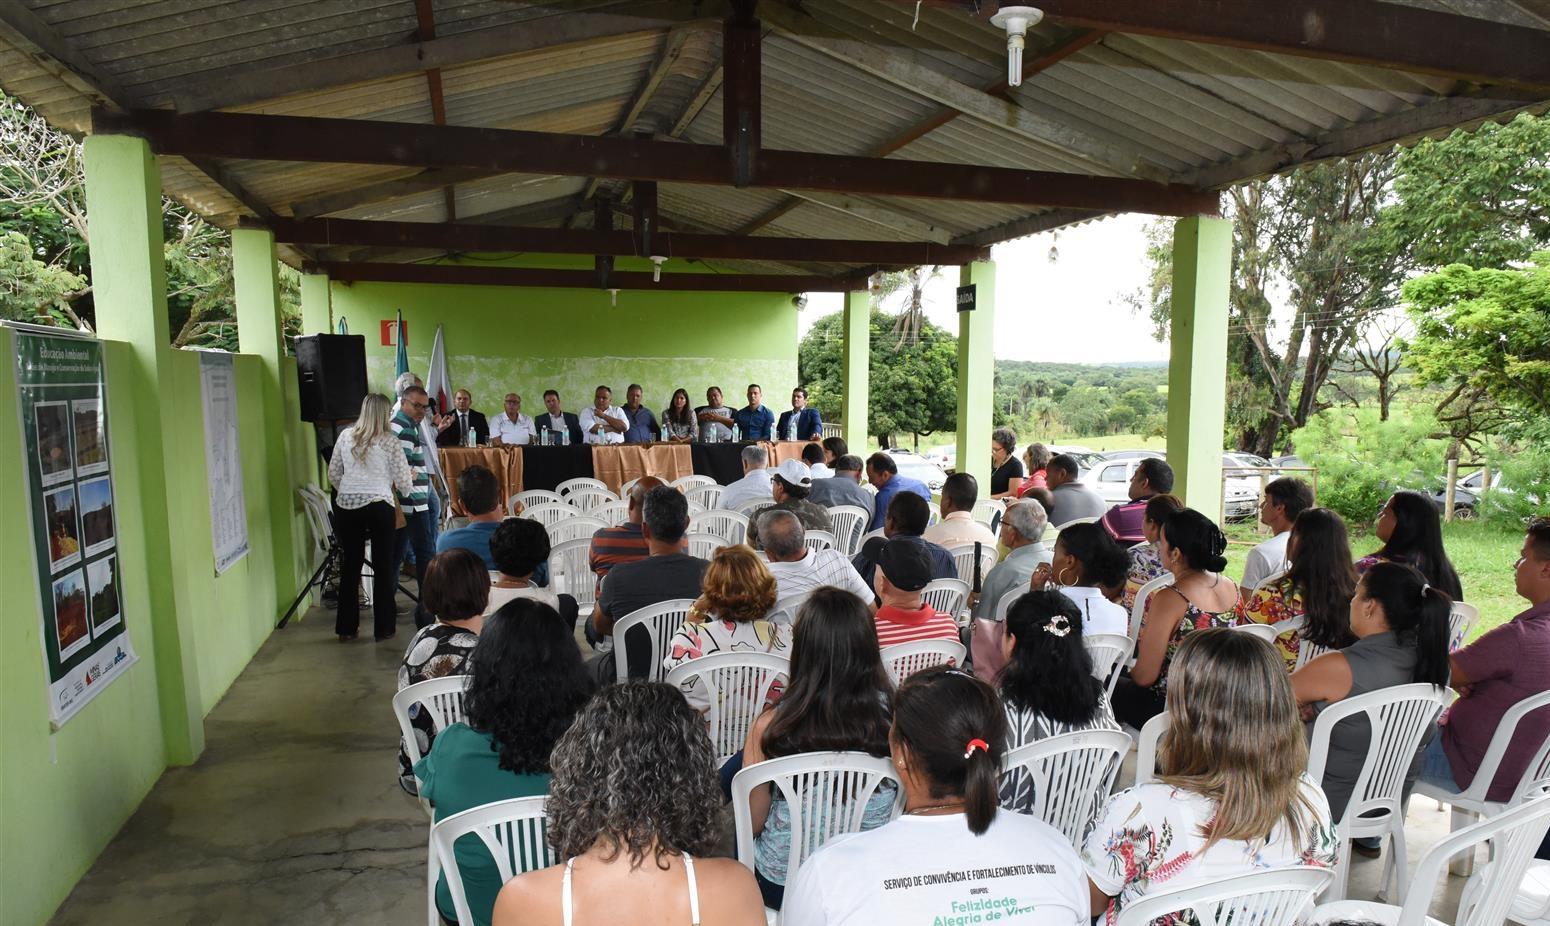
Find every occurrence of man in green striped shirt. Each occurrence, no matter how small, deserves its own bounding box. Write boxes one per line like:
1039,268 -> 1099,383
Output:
392,385 -> 434,631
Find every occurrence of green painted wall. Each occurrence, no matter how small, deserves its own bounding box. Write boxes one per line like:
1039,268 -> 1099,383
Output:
330,256 -> 801,416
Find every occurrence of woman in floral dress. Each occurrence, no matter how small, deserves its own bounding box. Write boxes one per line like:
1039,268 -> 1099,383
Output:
1241,508 -> 1358,670
1122,494 -> 1183,612
662,545 -> 789,714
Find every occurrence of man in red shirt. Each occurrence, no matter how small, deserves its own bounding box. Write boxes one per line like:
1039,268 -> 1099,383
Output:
865,537 -> 960,648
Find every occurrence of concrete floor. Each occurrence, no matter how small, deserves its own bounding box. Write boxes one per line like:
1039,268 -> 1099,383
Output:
50,593 -> 1472,924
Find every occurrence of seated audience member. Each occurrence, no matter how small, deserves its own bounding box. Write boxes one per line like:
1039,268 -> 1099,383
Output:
437,464 -> 506,569
591,487 -> 708,682
397,548 -> 489,795
807,454 -> 874,519
493,683 -> 764,926
821,435 -> 848,465
801,441 -> 831,480
436,388 -> 490,447
486,517 -> 560,616
735,588 -> 896,909
1122,493 -> 1184,610
1044,453 -> 1106,527
586,476 -> 662,597
618,383 -> 658,443
998,590 -> 1121,813
663,545 -> 788,713
535,389 -> 583,445
1085,630 -> 1337,922
416,599 -> 593,926
1111,509 -> 1244,730
784,667 -> 1090,925
1027,522 -> 1130,636
580,385 -> 628,445
745,460 -> 831,549
863,452 -> 930,532
1293,561 -> 1451,833
1099,457 -> 1174,548
989,427 -> 1025,500
1018,443 -> 1052,495
866,537 -> 960,648
659,388 -> 699,443
1357,490 -> 1465,600
734,383 -> 775,441
1422,517 -> 1550,801
1243,476 -> 1314,590
758,510 -> 873,605
718,443 -> 773,511
777,387 -> 823,441
851,492 -> 957,592
1242,507 -> 1357,670
489,393 -> 534,446
696,386 -> 736,442
923,472 -> 997,549
969,498 -> 1050,625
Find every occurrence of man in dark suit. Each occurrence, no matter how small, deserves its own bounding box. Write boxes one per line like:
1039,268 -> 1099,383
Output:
435,388 -> 490,447
776,386 -> 824,441
533,389 -> 584,444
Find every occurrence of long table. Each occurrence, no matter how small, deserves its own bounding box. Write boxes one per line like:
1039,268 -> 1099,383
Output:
439,440 -> 818,514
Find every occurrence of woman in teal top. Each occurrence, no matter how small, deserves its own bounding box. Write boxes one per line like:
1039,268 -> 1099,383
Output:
415,598 -> 594,926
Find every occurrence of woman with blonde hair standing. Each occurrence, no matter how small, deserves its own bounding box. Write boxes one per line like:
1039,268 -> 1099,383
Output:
328,392 -> 415,641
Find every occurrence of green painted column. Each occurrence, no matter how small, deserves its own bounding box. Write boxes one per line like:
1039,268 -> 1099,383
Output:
233,228 -> 300,620
83,135 -> 205,763
1165,215 -> 1231,524
841,289 -> 870,450
299,272 -> 332,334
955,261 -> 996,493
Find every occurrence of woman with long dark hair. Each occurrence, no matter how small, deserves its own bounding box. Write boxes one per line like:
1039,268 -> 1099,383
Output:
998,590 -> 1121,812
1357,491 -> 1463,600
414,599 -> 594,926
1243,507 -> 1359,669
784,666 -> 1090,925
660,388 -> 699,443
737,587 -> 894,910
1029,522 -> 1131,635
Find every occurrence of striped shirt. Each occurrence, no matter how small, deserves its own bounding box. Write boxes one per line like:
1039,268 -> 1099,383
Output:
588,523 -> 651,580
765,548 -> 872,604
874,604 -> 959,648
390,410 -> 430,513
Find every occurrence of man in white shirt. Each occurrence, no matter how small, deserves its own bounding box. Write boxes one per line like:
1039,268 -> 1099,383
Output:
924,472 -> 997,549
718,443 -> 772,510
758,509 -> 873,608
696,385 -> 735,442
801,442 -> 832,480
579,385 -> 628,445
1242,476 -> 1313,590
489,393 -> 534,446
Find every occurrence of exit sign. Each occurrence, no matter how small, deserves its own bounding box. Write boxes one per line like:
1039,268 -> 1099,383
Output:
956,284 -> 976,312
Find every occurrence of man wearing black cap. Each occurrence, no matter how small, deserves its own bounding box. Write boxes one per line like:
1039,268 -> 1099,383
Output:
850,492 -> 957,595
866,537 -> 961,648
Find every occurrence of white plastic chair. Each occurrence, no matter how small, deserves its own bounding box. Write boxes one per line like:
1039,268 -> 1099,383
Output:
619,477 -> 641,497
1232,622 -> 1280,644
392,676 -> 469,815
1269,615 -> 1337,670
880,639 -> 965,686
612,598 -> 696,683
556,476 -> 608,497
428,796 -> 556,926
665,652 -> 790,763
1248,565 -> 1289,595
920,578 -> 969,622
1450,601 -> 1480,652
686,483 -> 724,509
1053,515 -> 1102,530
802,529 -> 835,553
1117,866 -> 1334,926
1128,572 -> 1175,661
671,474 -> 715,491
1312,795 -> 1550,926
1133,712 -> 1169,787
992,586 -> 1027,623
999,729 -> 1131,846
737,500 -> 774,523
565,486 -> 618,514
509,489 -> 562,515
766,592 -> 811,627
944,542 -> 998,586
521,501 -> 575,529
1083,632 -> 1134,700
545,538 -> 596,613
546,515 -> 605,547
825,504 -> 869,556
686,531 -> 730,561
970,498 -> 1004,530
1496,856 -> 1550,926
1306,682 -> 1451,903
690,509 -> 748,547
591,499 -> 632,528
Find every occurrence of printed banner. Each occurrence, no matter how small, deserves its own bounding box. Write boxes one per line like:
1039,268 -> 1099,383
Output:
199,352 -> 250,574
13,330 -> 137,728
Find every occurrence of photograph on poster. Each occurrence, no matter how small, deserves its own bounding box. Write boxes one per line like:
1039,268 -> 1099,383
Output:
72,399 -> 107,475
53,569 -> 90,661
87,555 -> 121,635
78,476 -> 115,557
35,400 -> 74,485
44,484 -> 82,572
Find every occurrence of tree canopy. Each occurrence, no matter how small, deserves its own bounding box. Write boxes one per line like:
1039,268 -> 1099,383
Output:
798,308 -> 957,447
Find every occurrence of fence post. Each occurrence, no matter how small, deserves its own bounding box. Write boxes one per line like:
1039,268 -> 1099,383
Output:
1444,458 -> 1458,522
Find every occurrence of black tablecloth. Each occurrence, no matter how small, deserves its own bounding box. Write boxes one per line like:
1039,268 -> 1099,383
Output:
692,442 -> 754,486
519,445 -> 596,491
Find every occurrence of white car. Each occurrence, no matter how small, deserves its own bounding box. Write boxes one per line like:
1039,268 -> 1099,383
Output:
883,449 -> 948,492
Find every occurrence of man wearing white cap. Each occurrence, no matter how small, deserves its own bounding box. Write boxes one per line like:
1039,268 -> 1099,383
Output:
746,459 -> 833,549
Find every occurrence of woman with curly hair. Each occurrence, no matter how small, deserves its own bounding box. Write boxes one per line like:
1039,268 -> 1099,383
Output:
662,545 -> 788,714
414,599 -> 593,926
1018,442 -> 1052,496
493,682 -> 764,926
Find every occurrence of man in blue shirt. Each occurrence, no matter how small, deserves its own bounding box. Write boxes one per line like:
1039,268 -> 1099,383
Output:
733,383 -> 775,440
864,451 -> 932,532
776,387 -> 824,441
620,383 -> 659,443
436,464 -> 549,585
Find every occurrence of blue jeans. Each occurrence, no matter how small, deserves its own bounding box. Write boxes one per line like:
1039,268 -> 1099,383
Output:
395,507 -> 436,630
405,489 -> 442,565
1418,732 -> 1460,793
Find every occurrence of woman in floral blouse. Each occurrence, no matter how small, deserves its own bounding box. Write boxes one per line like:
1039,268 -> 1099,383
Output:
1121,494 -> 1183,612
1083,629 -> 1338,924
663,544 -> 788,714
1241,507 -> 1358,670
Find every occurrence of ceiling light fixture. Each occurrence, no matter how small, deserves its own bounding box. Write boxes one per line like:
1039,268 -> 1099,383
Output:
989,6 -> 1044,87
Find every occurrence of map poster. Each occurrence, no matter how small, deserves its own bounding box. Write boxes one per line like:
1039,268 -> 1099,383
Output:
12,328 -> 137,728
199,352 -> 249,574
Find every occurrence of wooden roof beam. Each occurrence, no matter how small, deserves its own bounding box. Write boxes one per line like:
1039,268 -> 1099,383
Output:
319,262 -> 865,293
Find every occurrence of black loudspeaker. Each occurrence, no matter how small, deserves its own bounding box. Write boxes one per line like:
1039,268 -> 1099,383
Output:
295,334 -> 367,422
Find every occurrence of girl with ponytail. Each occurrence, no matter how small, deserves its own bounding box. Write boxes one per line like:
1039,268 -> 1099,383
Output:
782,666 -> 1090,925
1293,560 -> 1452,828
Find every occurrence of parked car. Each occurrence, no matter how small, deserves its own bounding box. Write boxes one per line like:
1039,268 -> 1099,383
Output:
884,449 -> 948,492
1088,449 -> 1258,521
